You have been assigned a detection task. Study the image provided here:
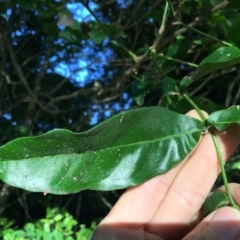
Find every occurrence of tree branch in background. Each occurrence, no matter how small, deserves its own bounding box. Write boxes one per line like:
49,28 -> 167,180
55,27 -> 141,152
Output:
4,35 -> 49,113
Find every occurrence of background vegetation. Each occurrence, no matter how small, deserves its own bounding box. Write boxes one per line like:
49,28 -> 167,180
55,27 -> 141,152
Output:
0,0 -> 240,238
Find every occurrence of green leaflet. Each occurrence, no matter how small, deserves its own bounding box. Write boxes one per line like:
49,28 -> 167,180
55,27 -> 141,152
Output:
204,192 -> 229,216
180,46 -> 240,87
231,161 -> 240,170
208,106 -> 240,131
0,107 -> 204,194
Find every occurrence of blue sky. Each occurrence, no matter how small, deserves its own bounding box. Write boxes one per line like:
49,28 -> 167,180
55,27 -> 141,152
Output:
55,1 -> 133,124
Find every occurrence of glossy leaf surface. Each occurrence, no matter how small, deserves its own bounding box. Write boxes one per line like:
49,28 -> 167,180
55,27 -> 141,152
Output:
180,46 -> 240,87
0,107 -> 204,194
207,106 -> 240,131
204,192 -> 229,216
193,46 -> 240,81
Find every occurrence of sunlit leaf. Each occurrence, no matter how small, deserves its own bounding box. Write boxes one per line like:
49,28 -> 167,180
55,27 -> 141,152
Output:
231,161 -> 240,170
0,107 -> 204,194
204,191 -> 229,216
207,106 -> 240,131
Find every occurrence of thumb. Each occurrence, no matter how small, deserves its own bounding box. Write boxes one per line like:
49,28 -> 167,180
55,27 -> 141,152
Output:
183,207 -> 240,240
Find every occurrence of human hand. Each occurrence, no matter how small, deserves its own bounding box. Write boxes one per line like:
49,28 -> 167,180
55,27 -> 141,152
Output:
91,110 -> 240,240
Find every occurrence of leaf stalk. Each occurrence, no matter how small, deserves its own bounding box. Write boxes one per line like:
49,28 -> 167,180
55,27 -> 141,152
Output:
182,93 -> 240,210
182,94 -> 207,122
210,130 -> 240,210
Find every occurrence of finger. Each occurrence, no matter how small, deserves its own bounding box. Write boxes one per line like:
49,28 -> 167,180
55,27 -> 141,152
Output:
100,110 -> 204,226
145,123 -> 240,239
183,207 -> 240,240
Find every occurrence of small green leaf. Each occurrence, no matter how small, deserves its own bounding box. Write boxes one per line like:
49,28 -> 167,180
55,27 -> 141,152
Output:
0,107 -> 204,194
59,27 -> 83,43
131,81 -> 149,106
89,29 -> 107,44
231,161 -> 240,170
179,72 -> 194,87
162,77 -> 176,95
204,191 -> 230,216
160,39 -> 191,74
228,16 -> 240,45
207,106 -> 240,131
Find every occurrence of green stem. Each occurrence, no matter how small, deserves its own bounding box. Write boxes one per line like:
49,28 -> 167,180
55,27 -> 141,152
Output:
182,94 -> 207,122
151,0 -> 169,50
166,0 -> 174,16
159,54 -> 198,68
210,130 -> 240,210
159,1 -> 169,35
182,93 -> 240,210
177,21 -> 232,47
150,50 -> 166,77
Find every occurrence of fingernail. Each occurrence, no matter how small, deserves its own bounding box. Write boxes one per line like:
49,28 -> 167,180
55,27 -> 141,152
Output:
209,207 -> 240,239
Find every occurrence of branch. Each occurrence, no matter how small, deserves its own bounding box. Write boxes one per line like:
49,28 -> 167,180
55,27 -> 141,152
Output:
47,88 -> 98,106
173,1 -> 228,37
151,1 -> 169,51
122,0 -> 229,82
80,1 -> 138,62
4,35 -> 50,113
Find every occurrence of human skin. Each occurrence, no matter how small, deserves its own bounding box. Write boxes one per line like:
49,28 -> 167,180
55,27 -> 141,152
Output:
91,110 -> 240,240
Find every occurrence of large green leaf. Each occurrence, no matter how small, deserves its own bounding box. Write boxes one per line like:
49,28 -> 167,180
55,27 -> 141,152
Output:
0,107 -> 204,194
180,46 -> 240,87
207,106 -> 240,131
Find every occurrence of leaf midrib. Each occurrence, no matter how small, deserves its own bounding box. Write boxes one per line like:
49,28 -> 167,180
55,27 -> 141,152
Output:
2,128 -> 202,161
